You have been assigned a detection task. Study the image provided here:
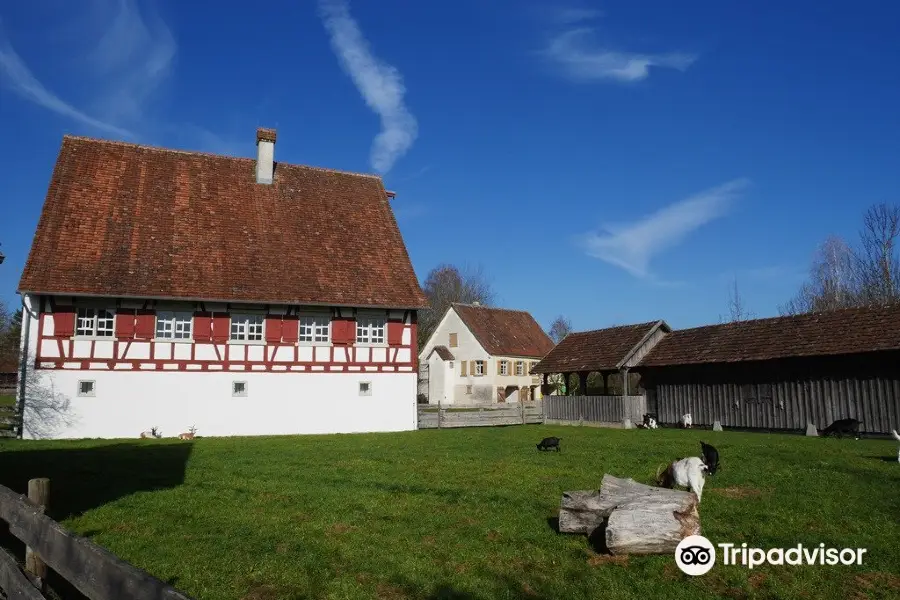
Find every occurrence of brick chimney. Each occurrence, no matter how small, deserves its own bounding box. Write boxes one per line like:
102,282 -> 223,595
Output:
256,127 -> 277,184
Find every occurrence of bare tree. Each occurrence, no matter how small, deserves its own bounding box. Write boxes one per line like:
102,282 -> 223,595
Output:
720,277 -> 756,322
418,263 -> 495,350
854,203 -> 900,305
548,315 -> 573,344
779,235 -> 860,315
15,351 -> 77,439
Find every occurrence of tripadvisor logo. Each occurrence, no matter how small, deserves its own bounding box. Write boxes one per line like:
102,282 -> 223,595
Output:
675,536 -> 868,575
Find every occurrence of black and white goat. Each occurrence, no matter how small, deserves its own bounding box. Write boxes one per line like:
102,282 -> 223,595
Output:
640,414 -> 658,429
657,442 -> 718,502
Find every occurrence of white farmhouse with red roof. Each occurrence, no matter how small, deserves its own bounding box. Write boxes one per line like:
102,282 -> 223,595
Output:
418,303 -> 554,405
16,128 -> 429,440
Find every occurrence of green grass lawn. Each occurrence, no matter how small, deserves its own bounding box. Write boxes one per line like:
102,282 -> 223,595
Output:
1,426 -> 898,600
0,394 -> 15,406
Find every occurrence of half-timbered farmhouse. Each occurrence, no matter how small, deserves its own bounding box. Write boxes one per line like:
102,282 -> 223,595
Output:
16,128 -> 429,439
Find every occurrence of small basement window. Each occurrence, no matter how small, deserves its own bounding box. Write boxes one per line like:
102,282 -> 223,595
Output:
359,381 -> 372,396
232,381 -> 248,397
466,385 -> 473,395
77,380 -> 95,397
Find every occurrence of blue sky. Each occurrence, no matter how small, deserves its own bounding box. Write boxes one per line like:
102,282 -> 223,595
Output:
1,0 -> 898,332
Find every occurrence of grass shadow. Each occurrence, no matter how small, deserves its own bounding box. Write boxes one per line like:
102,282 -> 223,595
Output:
0,441 -> 194,599
0,441 -> 194,521
546,516 -> 560,533
865,455 -> 899,463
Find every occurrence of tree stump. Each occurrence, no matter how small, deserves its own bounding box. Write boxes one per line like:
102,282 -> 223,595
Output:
805,423 -> 818,436
558,474 -> 701,555
713,421 -> 723,432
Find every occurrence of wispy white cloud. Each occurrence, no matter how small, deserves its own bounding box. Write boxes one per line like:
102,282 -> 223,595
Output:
578,179 -> 750,279
0,0 -> 174,139
86,0 -> 176,122
0,21 -> 133,138
318,0 -> 418,174
542,27 -> 696,82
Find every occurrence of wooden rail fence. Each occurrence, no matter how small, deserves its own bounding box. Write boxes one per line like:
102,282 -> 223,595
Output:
417,401 -> 545,429
544,395 -> 647,426
0,478 -> 193,599
0,405 -> 21,438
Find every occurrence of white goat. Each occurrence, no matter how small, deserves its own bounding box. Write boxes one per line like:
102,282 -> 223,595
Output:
657,456 -> 708,502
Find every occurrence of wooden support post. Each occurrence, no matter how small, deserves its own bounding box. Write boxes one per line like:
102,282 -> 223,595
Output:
602,373 -> 609,395
520,400 -> 526,425
578,372 -> 588,396
437,401 -> 442,429
25,478 -> 49,586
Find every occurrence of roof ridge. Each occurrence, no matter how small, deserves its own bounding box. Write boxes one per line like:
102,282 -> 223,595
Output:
452,302 -> 530,314
569,321 -> 659,336
61,134 -> 384,180
672,303 -> 900,333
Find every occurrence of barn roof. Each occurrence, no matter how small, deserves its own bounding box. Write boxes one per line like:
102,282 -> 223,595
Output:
452,303 -> 554,358
17,133 -> 429,309
530,320 -> 667,374
428,346 -> 455,361
637,303 -> 900,367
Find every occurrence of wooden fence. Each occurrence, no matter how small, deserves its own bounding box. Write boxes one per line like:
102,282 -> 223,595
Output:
544,395 -> 646,426
0,405 -> 20,438
0,478 -> 193,599
417,401 -> 545,429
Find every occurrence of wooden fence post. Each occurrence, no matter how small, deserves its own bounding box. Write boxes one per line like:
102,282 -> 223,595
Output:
520,401 -> 525,425
437,400 -> 442,429
25,478 -> 49,587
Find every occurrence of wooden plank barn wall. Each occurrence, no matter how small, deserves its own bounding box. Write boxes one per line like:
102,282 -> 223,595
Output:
639,352 -> 900,434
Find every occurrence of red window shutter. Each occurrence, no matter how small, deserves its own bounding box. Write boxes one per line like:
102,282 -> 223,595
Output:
331,319 -> 345,345
193,312 -> 212,342
115,311 -> 136,339
331,317 -> 356,345
134,310 -> 155,340
54,307 -> 75,338
282,316 -> 299,343
387,321 -> 403,346
265,316 -> 283,344
212,312 -> 230,343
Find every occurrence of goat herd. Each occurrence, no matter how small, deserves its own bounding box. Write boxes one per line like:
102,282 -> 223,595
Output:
536,413 -> 900,504
139,425 -> 198,440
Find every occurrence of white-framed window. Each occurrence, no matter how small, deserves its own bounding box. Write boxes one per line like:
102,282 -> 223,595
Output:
359,381 -> 372,396
299,314 -> 330,343
356,315 -> 386,344
475,360 -> 484,376
500,361 -> 509,376
156,311 -> 193,340
77,380 -> 96,397
232,381 -> 248,397
515,361 -> 524,376
230,314 -> 264,342
76,308 -> 114,338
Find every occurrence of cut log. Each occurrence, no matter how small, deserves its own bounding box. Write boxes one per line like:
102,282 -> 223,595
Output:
557,474 -> 701,556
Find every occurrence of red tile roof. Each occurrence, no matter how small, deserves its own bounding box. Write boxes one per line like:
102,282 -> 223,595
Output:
18,135 -> 428,309
637,304 -> 900,367
429,346 -> 455,361
530,321 -> 663,374
452,303 -> 554,358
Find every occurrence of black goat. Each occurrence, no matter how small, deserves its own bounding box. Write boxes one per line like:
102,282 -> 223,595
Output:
536,436 -> 562,452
